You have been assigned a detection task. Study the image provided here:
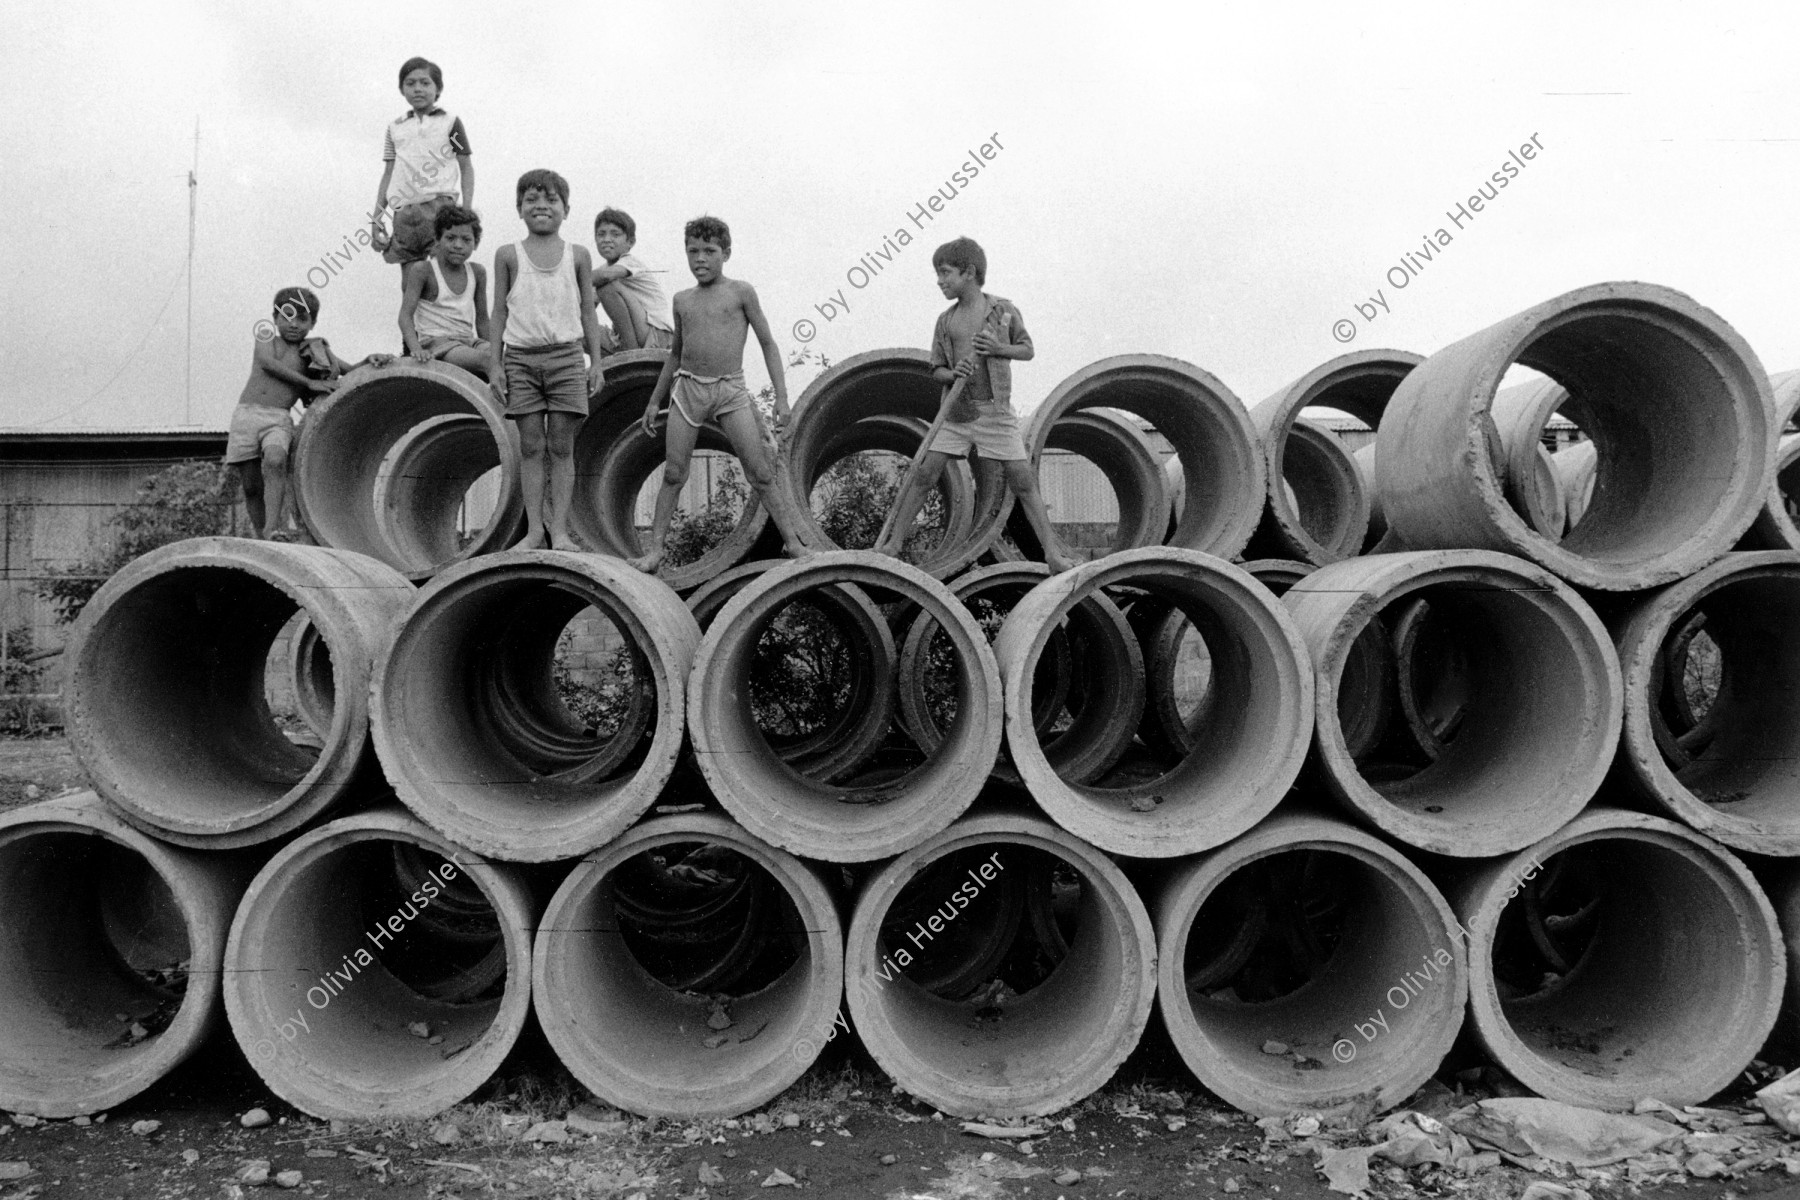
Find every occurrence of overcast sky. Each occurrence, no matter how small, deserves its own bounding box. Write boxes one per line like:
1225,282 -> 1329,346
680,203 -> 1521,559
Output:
2,1 -> 1796,430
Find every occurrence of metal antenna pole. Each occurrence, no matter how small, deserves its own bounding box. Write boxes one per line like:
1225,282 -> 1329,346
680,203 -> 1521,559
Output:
185,120 -> 198,425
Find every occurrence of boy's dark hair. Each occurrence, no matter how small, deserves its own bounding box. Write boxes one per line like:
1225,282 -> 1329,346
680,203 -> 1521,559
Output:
434,205 -> 482,243
933,237 -> 986,285
595,207 -> 636,241
516,169 -> 570,209
684,216 -> 731,254
272,287 -> 320,321
398,57 -> 443,92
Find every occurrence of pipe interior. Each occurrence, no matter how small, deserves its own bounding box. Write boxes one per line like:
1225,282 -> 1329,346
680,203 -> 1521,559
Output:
373,415 -> 504,571
247,838 -> 506,1079
1488,839 -> 1753,1090
83,567 -> 320,823
552,840 -> 814,1086
0,832 -> 191,1080
1280,421 -> 1363,552
1041,410 -> 1166,554
1518,315 -> 1751,566
1179,848 -> 1444,1081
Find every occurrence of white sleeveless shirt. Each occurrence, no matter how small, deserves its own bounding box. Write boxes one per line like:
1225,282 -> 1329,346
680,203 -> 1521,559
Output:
504,240 -> 583,348
414,258 -> 477,342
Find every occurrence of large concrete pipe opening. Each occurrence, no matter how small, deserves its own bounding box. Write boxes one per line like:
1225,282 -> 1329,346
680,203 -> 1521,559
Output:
224,810 -> 533,1120
806,412 -> 977,564
785,350 -> 1012,578
1012,409 -> 1171,559
568,350 -> 775,593
689,551 -> 1002,862
373,550 -> 699,861
293,361 -> 524,580
846,813 -> 1155,1118
67,539 -> 413,848
1741,372 -> 1800,550
993,548 -> 1312,858
1248,350 -> 1421,563
1156,814 -> 1465,1117
535,813 -> 842,1118
1457,810 -> 1782,1109
1285,550 -> 1621,857
1377,282 -> 1776,591
899,563 -> 1141,787
0,794 -> 246,1117
1031,355 -> 1264,560
1614,551 -> 1800,855
285,615 -> 336,744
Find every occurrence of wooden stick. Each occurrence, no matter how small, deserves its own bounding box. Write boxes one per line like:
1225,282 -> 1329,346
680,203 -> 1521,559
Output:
874,371 -> 974,550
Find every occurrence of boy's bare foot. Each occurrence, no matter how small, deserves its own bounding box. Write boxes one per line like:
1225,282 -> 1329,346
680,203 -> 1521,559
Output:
511,529 -> 548,551
1045,553 -> 1080,574
783,541 -> 820,559
627,551 -> 663,574
870,538 -> 900,558
547,527 -> 578,552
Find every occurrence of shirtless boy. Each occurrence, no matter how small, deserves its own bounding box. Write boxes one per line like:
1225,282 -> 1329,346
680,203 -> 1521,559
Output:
398,204 -> 491,378
227,287 -> 393,538
630,216 -> 816,573
874,237 -> 1075,572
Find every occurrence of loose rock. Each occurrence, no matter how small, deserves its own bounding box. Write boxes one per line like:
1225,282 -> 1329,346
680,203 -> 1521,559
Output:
240,1108 -> 272,1129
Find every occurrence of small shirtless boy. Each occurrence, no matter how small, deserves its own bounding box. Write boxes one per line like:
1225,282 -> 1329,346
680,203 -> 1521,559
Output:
874,237 -> 1075,572
226,288 -> 393,538
399,204 -> 491,378
489,169 -> 606,550
591,207 -> 674,353
631,216 -> 815,573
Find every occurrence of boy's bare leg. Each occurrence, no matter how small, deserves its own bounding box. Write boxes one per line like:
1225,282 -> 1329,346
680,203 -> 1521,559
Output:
512,415 -> 549,550
263,441 -> 291,537
1001,459 -> 1078,573
544,411 -> 584,550
235,462 -> 267,538
629,413 -> 701,573
597,284 -> 647,352
717,407 -> 817,558
873,451 -> 951,557
440,344 -> 491,380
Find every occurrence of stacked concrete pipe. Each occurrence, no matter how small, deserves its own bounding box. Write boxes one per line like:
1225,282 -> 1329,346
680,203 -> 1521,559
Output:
1612,550 -> 1800,855
224,809 -> 534,1119
293,361 -> 525,579
1155,812 -> 1466,1117
1740,370 -> 1800,550
689,551 -> 1002,861
567,349 -> 778,592
993,548 -> 1312,858
372,550 -> 700,861
535,812 -> 843,1118
1032,355 -> 1264,560
1015,408 -> 1172,558
814,411 -> 979,555
1284,550 -> 1621,857
1377,282 -> 1776,591
1452,809 -> 1782,1110
845,812 -> 1155,1118
67,539 -> 414,847
0,793 -> 249,1117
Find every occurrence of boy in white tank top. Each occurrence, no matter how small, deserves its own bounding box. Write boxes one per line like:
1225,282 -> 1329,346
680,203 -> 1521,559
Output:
398,205 -> 491,379
489,169 -> 606,550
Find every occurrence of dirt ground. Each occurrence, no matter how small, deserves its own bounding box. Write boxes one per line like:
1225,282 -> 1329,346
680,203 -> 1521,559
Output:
0,735 -> 1795,1200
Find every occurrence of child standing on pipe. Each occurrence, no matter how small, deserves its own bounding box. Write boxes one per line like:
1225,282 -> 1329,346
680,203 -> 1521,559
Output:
370,57 -> 474,268
227,288 -> 393,539
489,169 -> 607,550
629,216 -> 818,574
874,238 -> 1075,572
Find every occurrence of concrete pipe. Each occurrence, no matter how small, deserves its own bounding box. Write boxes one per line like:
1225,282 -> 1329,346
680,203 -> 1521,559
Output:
0,793 -> 247,1117
784,350 -> 1013,578
1029,409 -> 1172,556
293,361 -> 524,580
1455,809 -> 1782,1109
287,616 -> 335,742
1377,282 -> 1776,591
372,550 -> 699,861
535,813 -> 843,1118
1742,371 -> 1800,549
1613,550 -> 1800,855
846,812 -> 1155,1118
993,548 -> 1313,858
812,412 -> 978,556
690,551 -> 1002,862
1352,443 -> 1385,548
1489,377 -> 1579,540
1031,355 -> 1264,560
1156,812 -> 1466,1117
223,808 -> 533,1120
1552,439 -> 1598,530
1248,351 -> 1424,563
566,350 -> 778,593
898,563 -> 1141,786
67,538 -> 413,848
1284,550 -> 1621,857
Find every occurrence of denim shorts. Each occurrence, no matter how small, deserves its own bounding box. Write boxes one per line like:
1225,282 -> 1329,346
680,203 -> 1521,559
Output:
503,342 -> 589,417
